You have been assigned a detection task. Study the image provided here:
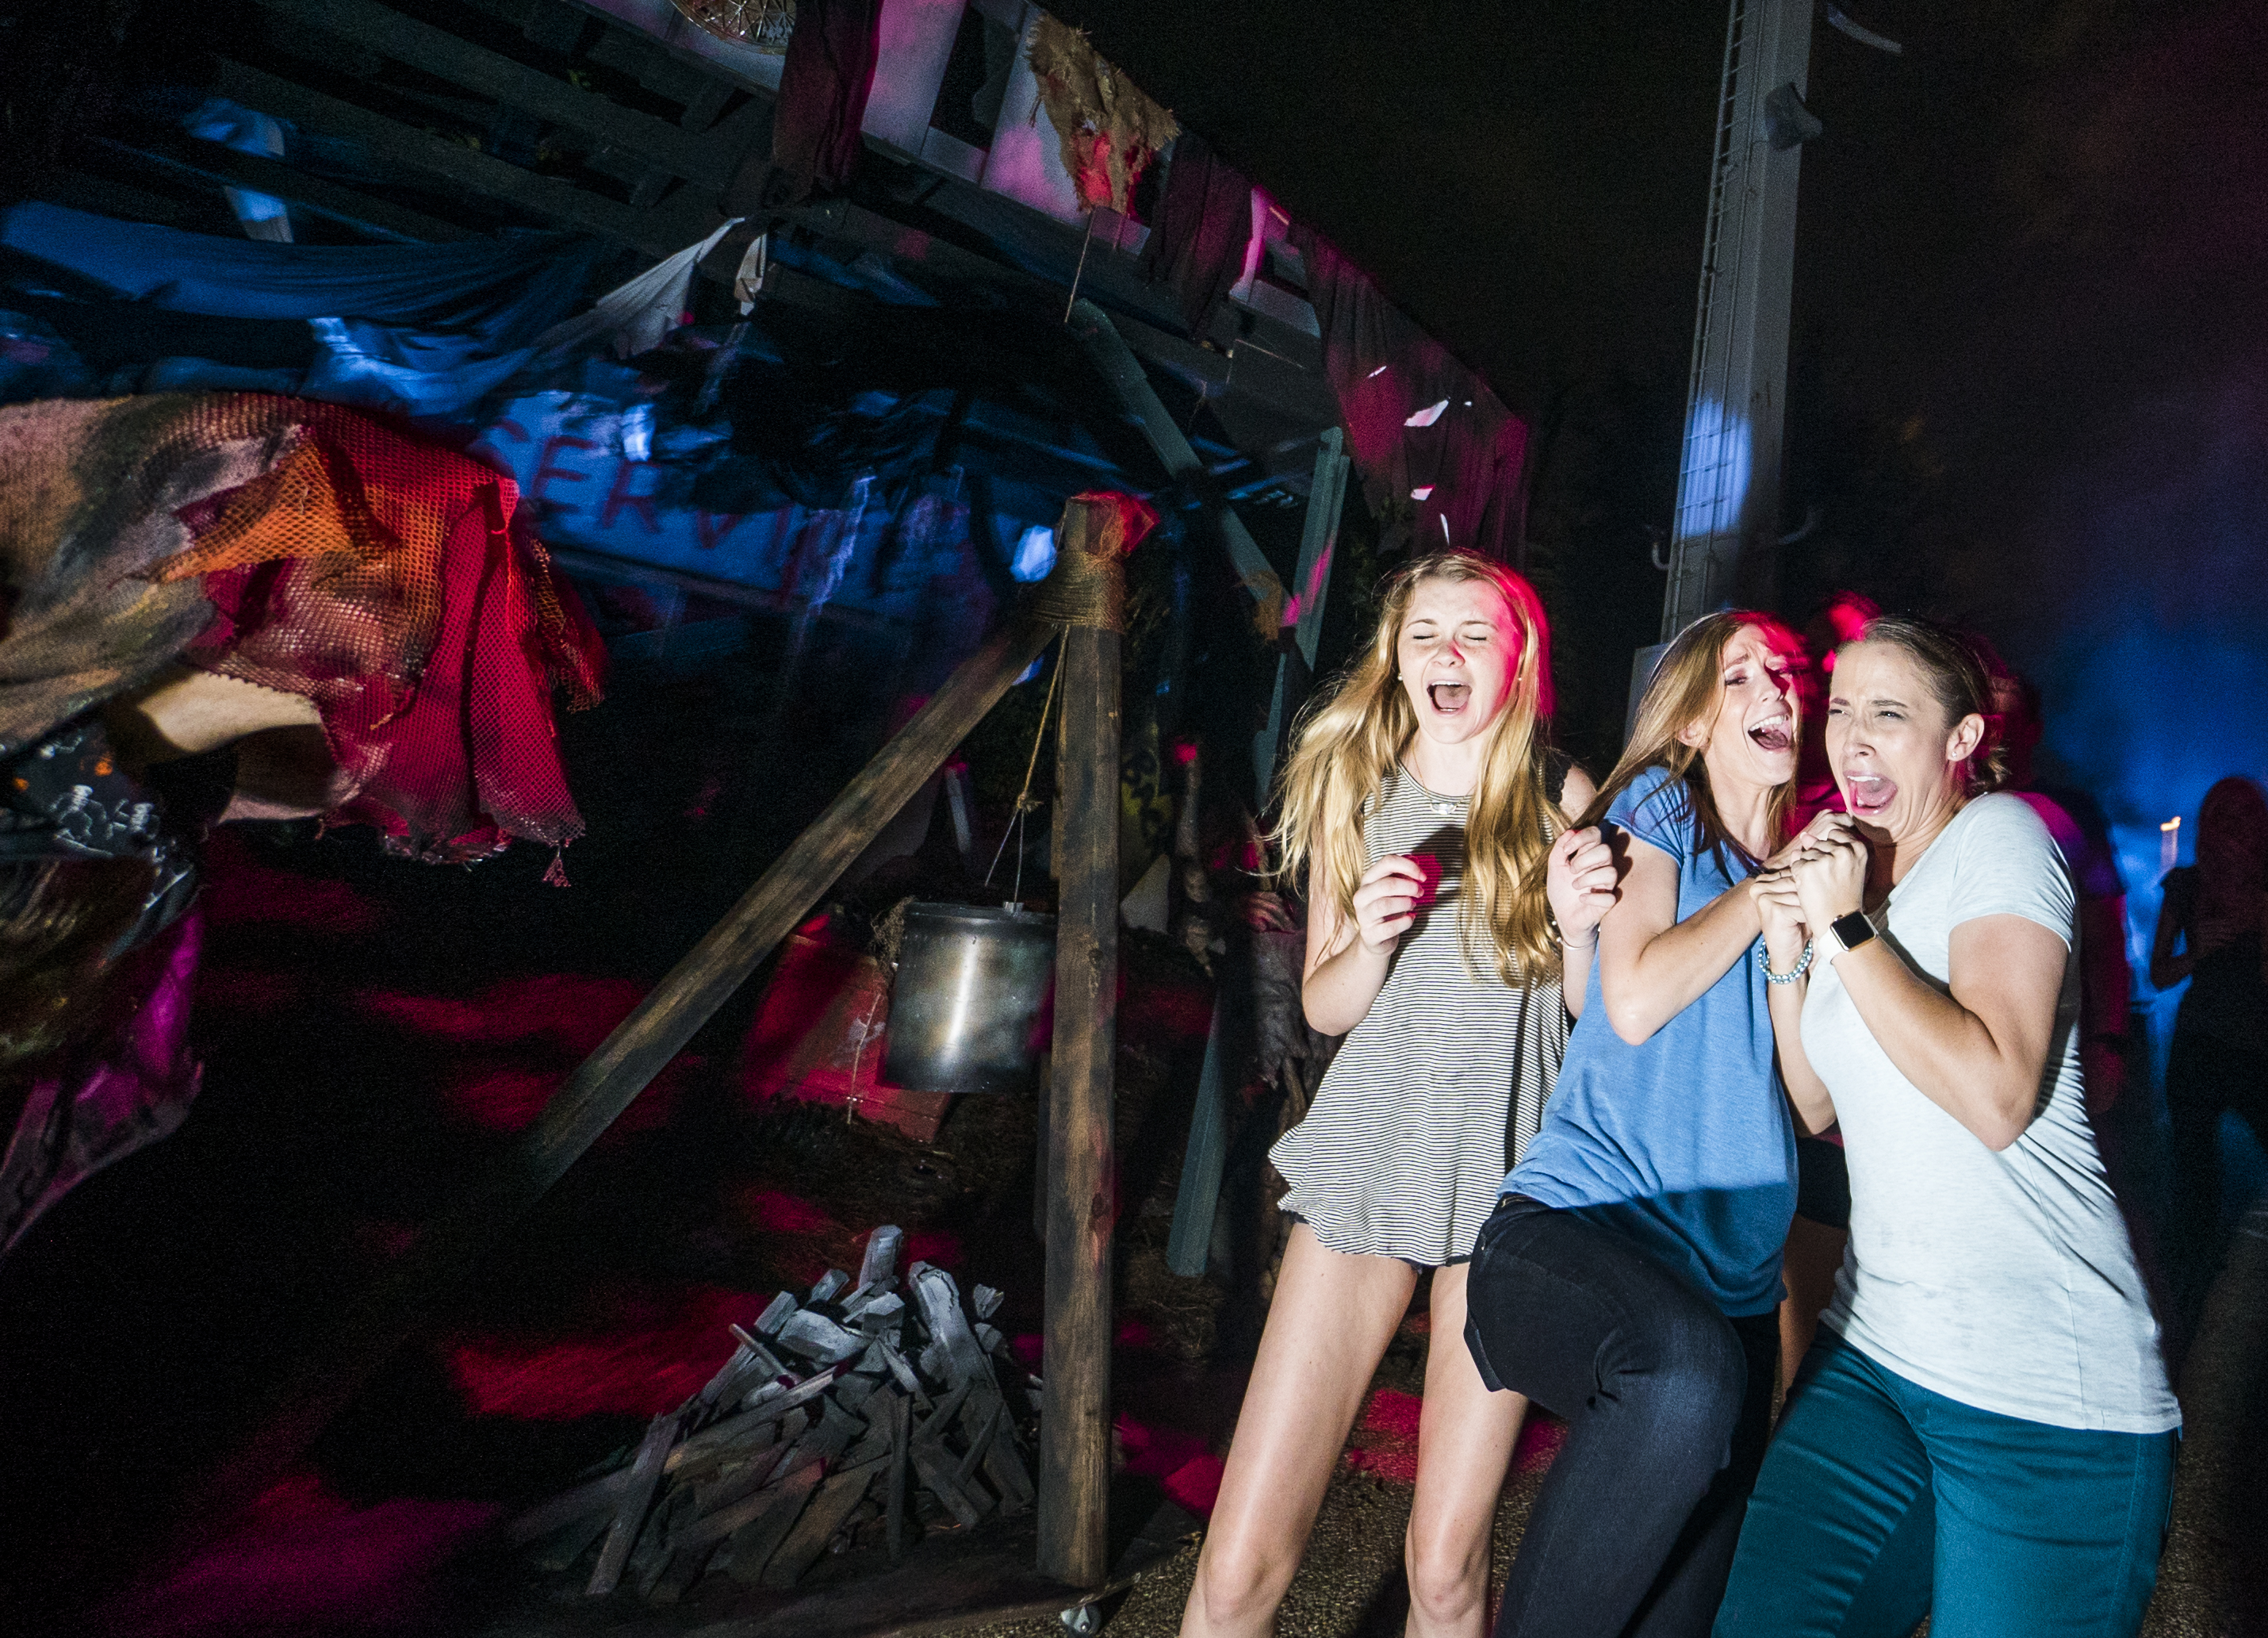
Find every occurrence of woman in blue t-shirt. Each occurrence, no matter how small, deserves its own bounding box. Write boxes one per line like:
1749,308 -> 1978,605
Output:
1465,609 -> 1837,1637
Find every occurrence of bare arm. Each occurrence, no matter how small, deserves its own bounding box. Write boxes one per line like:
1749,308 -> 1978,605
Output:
1301,854 -> 1426,1036
1550,765 -> 1607,1020
1792,826 -> 2064,1151
1754,869 -> 1836,1135
1828,915 -> 2067,1151
1596,838 -> 1768,1046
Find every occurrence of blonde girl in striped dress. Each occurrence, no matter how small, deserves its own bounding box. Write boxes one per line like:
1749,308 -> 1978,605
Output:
1180,550 -> 1617,1638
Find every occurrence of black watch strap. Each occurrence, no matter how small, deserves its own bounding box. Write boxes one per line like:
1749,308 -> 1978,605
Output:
1831,910 -> 1877,955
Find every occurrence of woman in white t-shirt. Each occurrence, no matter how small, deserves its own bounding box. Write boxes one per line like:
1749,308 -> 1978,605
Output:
1713,616 -> 2178,1638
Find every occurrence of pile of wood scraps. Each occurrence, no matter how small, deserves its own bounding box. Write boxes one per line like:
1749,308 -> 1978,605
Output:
510,1225 -> 1038,1604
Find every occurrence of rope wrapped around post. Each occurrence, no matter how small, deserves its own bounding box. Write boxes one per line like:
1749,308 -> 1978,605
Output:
1027,489 -> 1153,633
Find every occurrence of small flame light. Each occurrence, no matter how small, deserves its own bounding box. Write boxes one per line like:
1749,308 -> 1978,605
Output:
2160,816 -> 2181,875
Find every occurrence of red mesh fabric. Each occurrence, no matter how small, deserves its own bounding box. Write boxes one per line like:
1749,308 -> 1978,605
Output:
154,397 -> 604,863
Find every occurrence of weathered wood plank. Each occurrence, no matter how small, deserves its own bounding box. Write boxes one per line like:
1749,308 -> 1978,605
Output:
1036,612 -> 1122,1586
251,0 -> 730,186
587,1410 -> 677,1595
1067,299 -> 1288,638
760,1456 -> 888,1587
718,1460 -> 824,1585
886,1386 -> 910,1561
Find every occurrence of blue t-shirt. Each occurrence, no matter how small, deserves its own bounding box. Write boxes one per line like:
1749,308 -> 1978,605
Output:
1503,764 -> 1797,1316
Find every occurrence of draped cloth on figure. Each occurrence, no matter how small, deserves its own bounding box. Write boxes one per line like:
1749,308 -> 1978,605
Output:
0,392 -> 604,859
1290,226 -> 1530,562
1143,132 -> 1253,342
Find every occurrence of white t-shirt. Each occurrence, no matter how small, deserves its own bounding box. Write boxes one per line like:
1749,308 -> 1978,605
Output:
1810,794 -> 2178,1434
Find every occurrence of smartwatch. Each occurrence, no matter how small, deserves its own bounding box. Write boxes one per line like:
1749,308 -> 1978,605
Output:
1829,910 -> 1877,959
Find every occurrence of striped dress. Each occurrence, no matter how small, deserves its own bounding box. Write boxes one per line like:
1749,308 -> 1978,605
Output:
1270,764 -> 1569,1266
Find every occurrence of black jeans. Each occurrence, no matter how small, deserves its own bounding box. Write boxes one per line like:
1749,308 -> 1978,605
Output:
1465,1196 -> 1780,1638
2165,1027 -> 2268,1329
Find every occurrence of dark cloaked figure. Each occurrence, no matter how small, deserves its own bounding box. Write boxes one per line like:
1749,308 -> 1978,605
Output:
2151,775 -> 2268,1333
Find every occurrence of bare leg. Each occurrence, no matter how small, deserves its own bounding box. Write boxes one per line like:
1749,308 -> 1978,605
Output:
1181,1222 -> 1418,1638
1404,1261 -> 1527,1638
1776,1214 -> 1848,1393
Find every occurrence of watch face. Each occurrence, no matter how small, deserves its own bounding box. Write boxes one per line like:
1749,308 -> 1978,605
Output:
1833,911 -> 1876,949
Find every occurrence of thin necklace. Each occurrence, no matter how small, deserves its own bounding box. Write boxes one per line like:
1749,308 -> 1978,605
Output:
1399,761 -> 1471,813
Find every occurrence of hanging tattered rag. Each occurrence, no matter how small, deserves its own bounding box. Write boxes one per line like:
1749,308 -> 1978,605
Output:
534,218 -> 747,360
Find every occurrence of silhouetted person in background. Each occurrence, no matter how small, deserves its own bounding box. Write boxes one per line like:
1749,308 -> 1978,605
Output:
2151,776 -> 2268,1334
1988,666 -> 2133,1120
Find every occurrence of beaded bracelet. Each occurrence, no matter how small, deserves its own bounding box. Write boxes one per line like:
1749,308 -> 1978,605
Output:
1757,938 -> 1815,986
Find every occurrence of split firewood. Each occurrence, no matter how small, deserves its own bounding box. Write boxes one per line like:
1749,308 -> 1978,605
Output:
909,1264 -> 990,1388
587,1411 -> 679,1596
695,1329 -> 787,1419
718,1463 -> 824,1585
509,1467 -> 634,1548
519,1222 -> 1036,1603
628,1488 -> 692,1598
666,1369 -> 837,1479
761,1454 -> 891,1586
856,1225 -> 904,1290
852,1292 -> 906,1337
875,1336 -> 925,1402
885,1386 -> 911,1562
776,1308 -> 866,1365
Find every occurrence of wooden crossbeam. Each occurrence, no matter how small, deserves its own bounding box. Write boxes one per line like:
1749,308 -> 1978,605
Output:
213,58 -> 680,250
37,169 -> 196,226
251,0 -> 731,187
92,135 -> 474,244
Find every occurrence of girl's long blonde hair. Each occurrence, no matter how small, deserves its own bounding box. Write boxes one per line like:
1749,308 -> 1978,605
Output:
1272,550 -> 1561,985
1578,609 -> 1803,869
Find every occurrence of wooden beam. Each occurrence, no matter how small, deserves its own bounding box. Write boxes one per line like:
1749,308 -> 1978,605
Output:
213,58 -> 676,250
1036,514 -> 1124,1589
90,135 -> 474,244
175,612 -> 1060,1552
36,169 -> 197,227
251,0 -> 731,186
1065,298 -> 1287,638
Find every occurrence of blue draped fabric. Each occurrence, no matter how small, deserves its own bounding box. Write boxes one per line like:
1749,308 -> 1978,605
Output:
0,203 -> 611,349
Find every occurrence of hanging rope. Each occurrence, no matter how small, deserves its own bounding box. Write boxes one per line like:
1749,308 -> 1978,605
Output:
984,631 -> 1065,900
980,492 -> 1155,900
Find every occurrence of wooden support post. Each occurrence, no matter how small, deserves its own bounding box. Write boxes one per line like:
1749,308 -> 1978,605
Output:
1252,426 -> 1350,807
1036,502 -> 1128,1588
176,613 -> 1059,1548
1164,999 -> 1230,1278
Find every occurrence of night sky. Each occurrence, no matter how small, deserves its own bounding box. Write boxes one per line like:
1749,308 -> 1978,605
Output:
1063,0 -> 2268,947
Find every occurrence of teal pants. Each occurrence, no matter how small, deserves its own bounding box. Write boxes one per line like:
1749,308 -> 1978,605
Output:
1713,1337 -> 2176,1638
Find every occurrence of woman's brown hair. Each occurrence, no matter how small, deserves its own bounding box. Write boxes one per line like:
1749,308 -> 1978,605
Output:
1578,610 -> 1803,869
1847,615 -> 2009,795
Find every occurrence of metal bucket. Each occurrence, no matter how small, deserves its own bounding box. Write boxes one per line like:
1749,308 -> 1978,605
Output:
880,903 -> 1056,1095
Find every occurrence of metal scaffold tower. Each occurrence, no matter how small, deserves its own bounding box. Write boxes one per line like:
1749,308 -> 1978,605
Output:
1659,0 -> 1817,642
